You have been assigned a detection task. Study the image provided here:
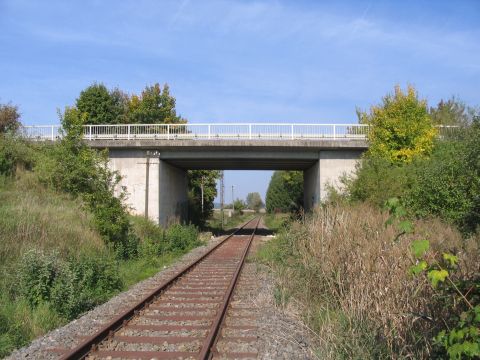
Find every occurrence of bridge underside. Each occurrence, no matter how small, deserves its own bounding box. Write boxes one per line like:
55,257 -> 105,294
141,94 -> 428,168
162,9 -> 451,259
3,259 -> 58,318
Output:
160,152 -> 318,170
99,139 -> 367,226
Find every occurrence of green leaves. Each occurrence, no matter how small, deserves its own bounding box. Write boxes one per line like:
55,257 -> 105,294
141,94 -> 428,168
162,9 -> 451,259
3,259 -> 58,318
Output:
411,239 -> 430,258
266,171 -> 303,213
361,85 -> 436,164
410,260 -> 427,275
398,220 -> 414,233
427,269 -> 449,288
435,306 -> 480,359
443,253 -> 458,267
384,197 -> 414,242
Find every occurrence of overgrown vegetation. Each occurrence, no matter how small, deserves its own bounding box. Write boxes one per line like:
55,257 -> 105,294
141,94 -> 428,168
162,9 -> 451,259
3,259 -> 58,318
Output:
74,82 -> 220,227
0,100 -> 205,357
257,203 -> 479,358
259,86 -> 480,359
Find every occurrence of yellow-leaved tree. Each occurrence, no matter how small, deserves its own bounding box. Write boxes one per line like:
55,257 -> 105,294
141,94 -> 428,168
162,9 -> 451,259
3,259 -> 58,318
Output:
358,85 -> 437,164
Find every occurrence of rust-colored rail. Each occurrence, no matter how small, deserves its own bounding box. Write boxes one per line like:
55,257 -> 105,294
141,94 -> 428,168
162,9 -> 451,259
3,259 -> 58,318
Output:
58,216 -> 260,360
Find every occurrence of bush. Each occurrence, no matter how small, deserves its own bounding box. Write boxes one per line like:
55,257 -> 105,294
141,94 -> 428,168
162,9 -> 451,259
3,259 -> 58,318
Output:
131,216 -> 202,256
165,223 -> 200,252
17,249 -> 122,320
405,124 -> 480,234
343,156 -> 412,207
0,102 -> 21,134
0,136 -> 36,176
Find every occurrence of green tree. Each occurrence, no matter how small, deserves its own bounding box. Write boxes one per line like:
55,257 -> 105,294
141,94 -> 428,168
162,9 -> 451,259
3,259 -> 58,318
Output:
246,192 -> 264,211
359,85 -> 437,164
429,97 -> 472,127
0,102 -> 21,134
128,83 -> 185,124
233,198 -> 246,212
187,170 -> 220,227
266,171 -> 303,213
76,83 -> 127,125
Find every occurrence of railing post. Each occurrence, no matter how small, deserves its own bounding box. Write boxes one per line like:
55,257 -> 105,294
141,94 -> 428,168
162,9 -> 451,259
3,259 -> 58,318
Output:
51,126 -> 54,141
291,124 -> 294,140
208,124 -> 211,140
167,124 -> 170,140
127,125 -> 131,140
333,124 -> 336,139
89,125 -> 92,140
249,124 -> 252,139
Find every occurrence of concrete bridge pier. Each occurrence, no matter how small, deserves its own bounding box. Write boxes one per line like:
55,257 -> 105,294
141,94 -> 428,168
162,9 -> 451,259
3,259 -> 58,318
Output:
108,149 -> 188,226
303,150 -> 363,211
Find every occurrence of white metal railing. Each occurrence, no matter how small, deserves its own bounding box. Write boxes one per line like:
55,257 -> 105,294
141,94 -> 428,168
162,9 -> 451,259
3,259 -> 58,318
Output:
20,123 -> 371,141
19,123 -> 457,142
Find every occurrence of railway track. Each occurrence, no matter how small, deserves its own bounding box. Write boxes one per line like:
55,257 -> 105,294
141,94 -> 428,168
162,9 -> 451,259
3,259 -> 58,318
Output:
56,216 -> 261,360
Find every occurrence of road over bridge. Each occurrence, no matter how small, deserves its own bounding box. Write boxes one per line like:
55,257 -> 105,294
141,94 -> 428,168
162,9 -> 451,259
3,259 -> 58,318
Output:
24,123 -> 370,225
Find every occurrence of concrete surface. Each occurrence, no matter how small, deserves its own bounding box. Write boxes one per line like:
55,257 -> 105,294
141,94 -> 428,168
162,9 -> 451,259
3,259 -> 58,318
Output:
103,141 -> 365,225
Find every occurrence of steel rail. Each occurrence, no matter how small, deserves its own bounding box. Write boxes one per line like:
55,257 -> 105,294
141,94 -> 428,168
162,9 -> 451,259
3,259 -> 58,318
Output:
59,216 -> 259,360
198,216 -> 261,359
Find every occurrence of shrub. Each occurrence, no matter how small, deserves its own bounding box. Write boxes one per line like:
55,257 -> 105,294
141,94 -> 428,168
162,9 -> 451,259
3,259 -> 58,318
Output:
165,224 -> 200,252
17,249 -> 122,320
405,123 -> 480,234
342,156 -> 412,207
0,136 -> 36,176
131,216 -> 202,256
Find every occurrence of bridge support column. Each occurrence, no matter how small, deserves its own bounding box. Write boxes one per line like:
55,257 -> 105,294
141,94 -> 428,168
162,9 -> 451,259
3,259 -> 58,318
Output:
303,159 -> 320,211
108,149 -> 188,227
304,150 -> 363,210
158,160 -> 188,226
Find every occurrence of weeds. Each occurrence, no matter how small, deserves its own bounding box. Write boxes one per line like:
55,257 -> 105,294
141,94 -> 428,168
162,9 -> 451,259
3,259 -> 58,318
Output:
257,203 -> 479,358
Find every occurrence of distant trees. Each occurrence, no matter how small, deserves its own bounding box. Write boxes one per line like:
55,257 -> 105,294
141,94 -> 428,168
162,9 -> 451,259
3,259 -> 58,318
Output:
358,85 -> 436,164
265,171 -> 303,213
429,97 -> 473,127
233,198 -> 246,212
246,192 -> 263,211
74,82 -> 185,126
0,102 -> 21,134
187,170 -> 220,227
128,84 -> 185,124
76,84 -> 127,125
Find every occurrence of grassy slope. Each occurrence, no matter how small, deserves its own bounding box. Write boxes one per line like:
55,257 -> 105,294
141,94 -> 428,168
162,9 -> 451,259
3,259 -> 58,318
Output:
0,174 -> 104,267
0,175 -> 106,356
0,175 -> 202,357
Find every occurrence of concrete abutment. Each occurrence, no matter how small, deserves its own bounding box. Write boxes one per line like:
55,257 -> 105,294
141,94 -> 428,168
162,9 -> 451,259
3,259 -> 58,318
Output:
108,149 -> 188,226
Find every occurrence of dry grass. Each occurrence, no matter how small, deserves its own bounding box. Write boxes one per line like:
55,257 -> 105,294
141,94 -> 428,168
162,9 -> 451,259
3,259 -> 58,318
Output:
258,203 -> 479,359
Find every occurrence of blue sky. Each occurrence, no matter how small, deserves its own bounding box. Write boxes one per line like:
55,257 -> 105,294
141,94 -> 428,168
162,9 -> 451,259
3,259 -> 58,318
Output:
1,0 -> 479,202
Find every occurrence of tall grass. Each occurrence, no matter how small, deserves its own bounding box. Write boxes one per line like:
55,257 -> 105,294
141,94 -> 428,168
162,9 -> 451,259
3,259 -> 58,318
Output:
257,203 -> 479,359
0,173 -> 104,267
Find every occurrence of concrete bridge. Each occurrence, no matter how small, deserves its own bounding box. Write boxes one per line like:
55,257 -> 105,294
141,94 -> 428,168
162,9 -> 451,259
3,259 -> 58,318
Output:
23,123 -> 370,225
